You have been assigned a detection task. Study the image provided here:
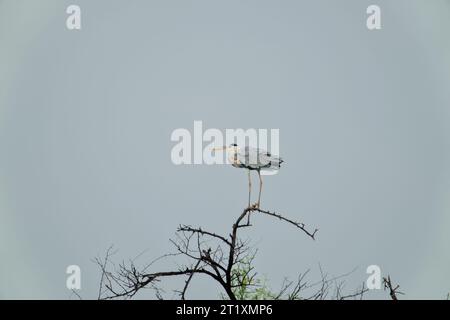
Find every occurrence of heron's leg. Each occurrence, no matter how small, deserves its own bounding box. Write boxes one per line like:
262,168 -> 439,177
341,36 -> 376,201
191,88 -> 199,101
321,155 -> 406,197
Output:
247,170 -> 252,208
257,170 -> 263,208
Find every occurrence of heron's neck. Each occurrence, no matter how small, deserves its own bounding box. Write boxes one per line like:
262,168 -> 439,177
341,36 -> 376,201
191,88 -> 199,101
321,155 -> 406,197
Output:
227,150 -> 238,165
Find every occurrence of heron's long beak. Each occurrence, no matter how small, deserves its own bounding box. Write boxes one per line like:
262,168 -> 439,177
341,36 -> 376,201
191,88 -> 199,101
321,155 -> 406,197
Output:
212,146 -> 227,151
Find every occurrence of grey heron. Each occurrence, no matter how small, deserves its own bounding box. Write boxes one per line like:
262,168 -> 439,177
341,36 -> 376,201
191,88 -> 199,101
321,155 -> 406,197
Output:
213,144 -> 283,209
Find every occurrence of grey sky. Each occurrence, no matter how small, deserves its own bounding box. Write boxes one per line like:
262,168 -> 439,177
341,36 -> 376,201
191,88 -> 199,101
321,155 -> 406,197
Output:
0,0 -> 449,299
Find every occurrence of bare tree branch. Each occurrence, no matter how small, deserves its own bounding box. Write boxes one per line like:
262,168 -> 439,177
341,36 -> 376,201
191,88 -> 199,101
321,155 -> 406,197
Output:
178,225 -> 232,246
252,208 -> 318,239
95,205 -> 326,300
383,275 -> 403,300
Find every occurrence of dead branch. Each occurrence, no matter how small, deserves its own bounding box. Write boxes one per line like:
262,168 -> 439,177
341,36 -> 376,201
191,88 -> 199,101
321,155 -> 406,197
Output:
252,208 -> 318,239
95,205 -> 319,300
383,275 -> 403,300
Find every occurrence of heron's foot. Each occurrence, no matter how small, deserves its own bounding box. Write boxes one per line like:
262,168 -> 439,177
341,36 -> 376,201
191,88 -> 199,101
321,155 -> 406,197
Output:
250,202 -> 260,209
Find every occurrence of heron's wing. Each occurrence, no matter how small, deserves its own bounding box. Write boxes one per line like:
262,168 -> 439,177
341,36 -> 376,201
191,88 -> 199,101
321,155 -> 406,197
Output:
258,150 -> 283,171
238,147 -> 283,170
236,147 -> 260,169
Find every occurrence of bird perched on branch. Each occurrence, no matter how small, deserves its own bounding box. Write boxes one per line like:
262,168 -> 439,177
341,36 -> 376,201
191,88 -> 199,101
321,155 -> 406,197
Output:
213,144 -> 283,209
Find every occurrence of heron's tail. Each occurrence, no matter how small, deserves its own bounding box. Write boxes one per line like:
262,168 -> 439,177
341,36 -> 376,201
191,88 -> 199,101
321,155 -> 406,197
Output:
261,157 -> 283,175
270,157 -> 283,169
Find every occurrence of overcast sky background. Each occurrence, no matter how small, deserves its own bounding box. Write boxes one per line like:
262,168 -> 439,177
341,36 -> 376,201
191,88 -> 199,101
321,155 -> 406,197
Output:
1,0 -> 450,299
